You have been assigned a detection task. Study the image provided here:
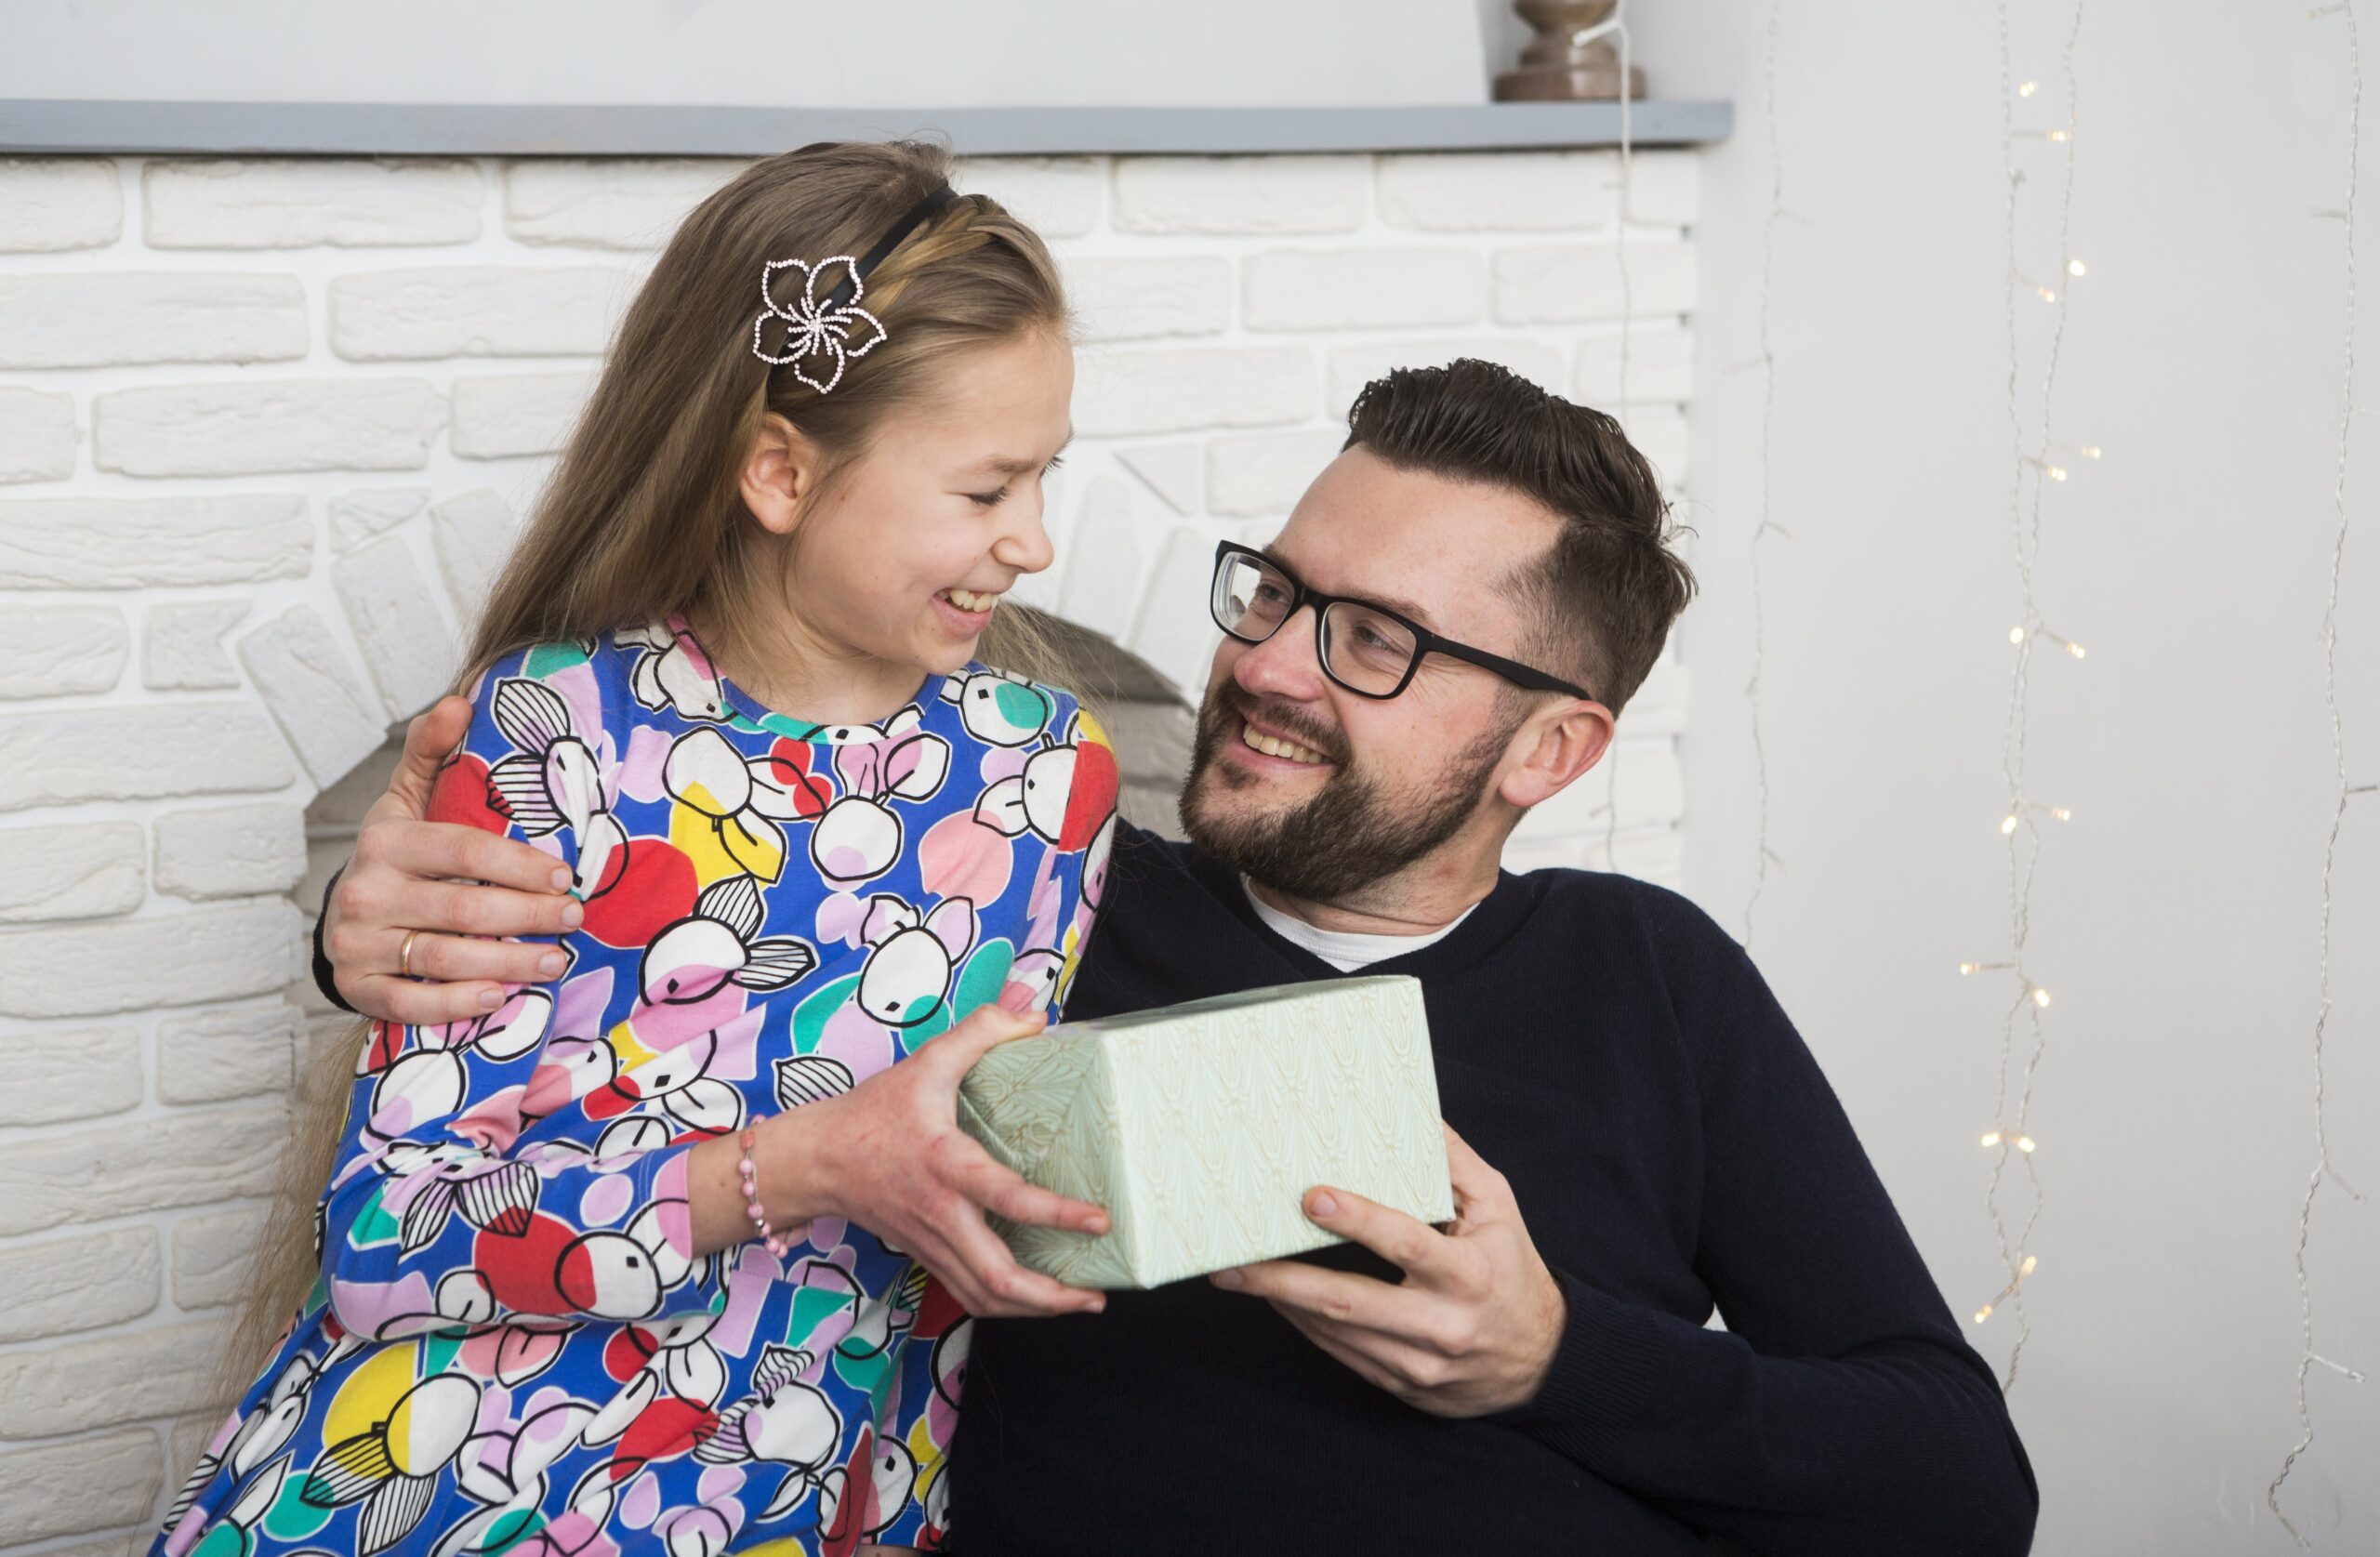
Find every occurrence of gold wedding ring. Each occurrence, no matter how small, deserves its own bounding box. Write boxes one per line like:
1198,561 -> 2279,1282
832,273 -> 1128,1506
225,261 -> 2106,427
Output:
399,929 -> 420,979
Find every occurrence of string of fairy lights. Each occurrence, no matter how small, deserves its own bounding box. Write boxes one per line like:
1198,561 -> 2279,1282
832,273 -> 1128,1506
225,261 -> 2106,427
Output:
1961,0 -> 2088,1392
1606,0 -> 1632,876
1559,0 -> 1637,875
2268,0 -> 2372,1541
1741,0 -> 1787,945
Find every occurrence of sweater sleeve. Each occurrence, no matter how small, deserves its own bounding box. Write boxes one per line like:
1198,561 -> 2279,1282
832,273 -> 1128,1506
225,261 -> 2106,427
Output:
311,865 -> 353,1013
1487,891 -> 2039,1556
315,647 -> 720,1339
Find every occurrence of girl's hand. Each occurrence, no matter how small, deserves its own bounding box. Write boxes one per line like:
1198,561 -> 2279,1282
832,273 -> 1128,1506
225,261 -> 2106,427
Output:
774,1004 -> 1112,1319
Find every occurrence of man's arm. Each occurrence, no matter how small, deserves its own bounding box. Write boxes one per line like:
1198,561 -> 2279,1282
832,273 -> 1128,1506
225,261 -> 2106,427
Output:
314,695 -> 583,1023
1226,894 -> 2036,1557
1488,895 -> 2038,1555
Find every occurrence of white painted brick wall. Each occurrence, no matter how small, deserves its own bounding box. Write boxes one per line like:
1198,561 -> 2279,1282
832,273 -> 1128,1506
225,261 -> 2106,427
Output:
0,147 -> 1699,1550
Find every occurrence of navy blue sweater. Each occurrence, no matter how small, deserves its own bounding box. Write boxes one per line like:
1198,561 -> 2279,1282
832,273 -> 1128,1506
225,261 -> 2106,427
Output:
943,824 -> 2038,1555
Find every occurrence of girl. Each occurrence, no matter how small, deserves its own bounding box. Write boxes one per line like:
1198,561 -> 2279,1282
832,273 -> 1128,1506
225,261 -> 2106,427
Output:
156,141 -> 1118,1557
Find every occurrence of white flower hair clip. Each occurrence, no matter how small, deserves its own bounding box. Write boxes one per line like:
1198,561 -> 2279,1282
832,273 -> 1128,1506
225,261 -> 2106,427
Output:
750,257 -> 885,394
749,182 -> 959,395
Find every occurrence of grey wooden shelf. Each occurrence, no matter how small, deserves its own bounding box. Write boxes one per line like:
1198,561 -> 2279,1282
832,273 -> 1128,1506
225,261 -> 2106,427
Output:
0,99 -> 1732,157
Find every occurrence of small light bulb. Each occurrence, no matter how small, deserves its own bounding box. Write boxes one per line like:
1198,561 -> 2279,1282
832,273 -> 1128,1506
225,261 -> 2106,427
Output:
2035,285 -> 2059,303
2068,259 -> 2087,277
2032,986 -> 2052,1009
2068,641 -> 2087,660
2079,445 -> 2103,459
2000,813 -> 2019,836
2018,80 -> 2040,97
2019,1255 -> 2038,1276
1960,961 -> 1985,975
2046,465 -> 2069,482
2016,1135 -> 2037,1154
1975,1304 -> 1995,1323
2010,627 -> 2027,644
2049,806 -> 2071,821
2048,128 -> 2071,143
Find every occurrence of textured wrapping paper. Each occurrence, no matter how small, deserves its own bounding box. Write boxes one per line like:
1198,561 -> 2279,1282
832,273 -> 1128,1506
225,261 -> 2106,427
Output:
955,975 -> 1454,1288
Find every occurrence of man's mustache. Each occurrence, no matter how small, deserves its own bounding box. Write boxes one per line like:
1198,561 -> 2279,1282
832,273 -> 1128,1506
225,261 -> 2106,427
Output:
1207,684 -> 1350,767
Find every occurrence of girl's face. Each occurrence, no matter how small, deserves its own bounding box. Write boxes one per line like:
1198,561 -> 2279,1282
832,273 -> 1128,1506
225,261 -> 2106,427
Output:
764,329 -> 1073,709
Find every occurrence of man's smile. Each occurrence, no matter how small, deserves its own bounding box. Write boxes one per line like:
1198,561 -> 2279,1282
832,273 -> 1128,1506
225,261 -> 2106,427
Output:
1236,717 -> 1333,768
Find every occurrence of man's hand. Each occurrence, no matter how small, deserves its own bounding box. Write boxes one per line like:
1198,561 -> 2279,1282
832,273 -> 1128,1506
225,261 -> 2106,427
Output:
324,694 -> 583,1025
1210,1123 -> 1567,1418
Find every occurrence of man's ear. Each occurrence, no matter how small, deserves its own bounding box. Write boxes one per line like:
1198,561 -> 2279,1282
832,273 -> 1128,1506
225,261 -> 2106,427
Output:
1497,699 -> 1617,812
740,411 -> 825,537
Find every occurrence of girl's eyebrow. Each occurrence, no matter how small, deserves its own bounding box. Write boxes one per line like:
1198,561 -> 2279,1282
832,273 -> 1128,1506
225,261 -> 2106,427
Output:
972,430 -> 1074,477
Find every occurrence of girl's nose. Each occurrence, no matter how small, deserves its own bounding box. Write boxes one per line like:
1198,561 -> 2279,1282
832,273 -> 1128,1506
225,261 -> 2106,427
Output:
994,495 -> 1056,576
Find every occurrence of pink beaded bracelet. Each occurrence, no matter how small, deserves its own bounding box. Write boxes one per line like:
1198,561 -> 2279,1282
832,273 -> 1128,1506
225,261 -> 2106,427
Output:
738,1122 -> 793,1258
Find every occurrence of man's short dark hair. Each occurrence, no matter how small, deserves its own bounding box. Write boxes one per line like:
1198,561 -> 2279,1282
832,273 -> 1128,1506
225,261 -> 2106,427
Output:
1342,359 -> 1696,714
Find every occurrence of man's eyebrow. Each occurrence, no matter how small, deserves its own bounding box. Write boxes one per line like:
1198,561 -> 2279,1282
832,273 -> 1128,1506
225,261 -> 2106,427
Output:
971,430 -> 1074,477
1257,544 -> 1439,630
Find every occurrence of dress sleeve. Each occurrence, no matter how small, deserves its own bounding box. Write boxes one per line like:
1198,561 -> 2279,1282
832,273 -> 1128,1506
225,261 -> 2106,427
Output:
868,696 -> 1117,1553
314,647 -> 720,1339
1486,892 -> 2038,1556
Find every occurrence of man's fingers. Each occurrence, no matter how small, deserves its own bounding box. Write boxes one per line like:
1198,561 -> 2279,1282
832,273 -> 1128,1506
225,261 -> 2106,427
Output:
416,877 -> 582,940
1267,1302 -> 1424,1397
367,820 -> 577,900
400,930 -> 569,987
339,973 -> 510,1027
1215,1257 -> 1419,1336
1439,1123 -> 1509,1212
1301,1185 -> 1453,1279
388,696 -> 474,812
949,1150 -> 1109,1235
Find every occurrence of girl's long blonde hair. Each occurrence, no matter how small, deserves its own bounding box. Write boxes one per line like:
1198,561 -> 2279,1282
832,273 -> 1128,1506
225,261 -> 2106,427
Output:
216,139 -> 1080,1410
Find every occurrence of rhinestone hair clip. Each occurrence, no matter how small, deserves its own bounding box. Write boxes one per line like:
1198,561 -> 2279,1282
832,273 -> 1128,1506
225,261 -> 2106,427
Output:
749,182 -> 959,394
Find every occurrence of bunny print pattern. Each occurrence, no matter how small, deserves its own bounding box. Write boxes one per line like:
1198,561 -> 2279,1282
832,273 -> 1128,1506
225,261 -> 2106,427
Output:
154,617 -> 1117,1557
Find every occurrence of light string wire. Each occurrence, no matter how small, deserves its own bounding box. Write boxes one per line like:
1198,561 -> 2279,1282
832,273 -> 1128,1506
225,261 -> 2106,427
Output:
2269,0 -> 2372,1540
1606,0 -> 1633,876
1742,0 -> 1787,942
1967,0 -> 2087,1392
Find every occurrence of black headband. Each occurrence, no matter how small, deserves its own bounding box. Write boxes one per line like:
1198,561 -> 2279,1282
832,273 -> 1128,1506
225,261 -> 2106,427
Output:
816,182 -> 959,314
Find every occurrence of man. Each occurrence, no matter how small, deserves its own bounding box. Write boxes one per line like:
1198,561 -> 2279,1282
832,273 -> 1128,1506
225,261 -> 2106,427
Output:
313,362 -> 2037,1554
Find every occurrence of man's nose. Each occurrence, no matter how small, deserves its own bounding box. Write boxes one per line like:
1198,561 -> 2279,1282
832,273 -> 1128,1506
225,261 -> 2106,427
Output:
1233,606 -> 1329,701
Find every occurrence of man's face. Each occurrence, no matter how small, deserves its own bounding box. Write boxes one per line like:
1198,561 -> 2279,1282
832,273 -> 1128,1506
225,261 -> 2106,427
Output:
1179,446 -> 1565,902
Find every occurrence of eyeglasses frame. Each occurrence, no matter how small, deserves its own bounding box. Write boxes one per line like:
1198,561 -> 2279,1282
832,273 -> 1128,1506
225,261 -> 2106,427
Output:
1208,541 -> 1595,704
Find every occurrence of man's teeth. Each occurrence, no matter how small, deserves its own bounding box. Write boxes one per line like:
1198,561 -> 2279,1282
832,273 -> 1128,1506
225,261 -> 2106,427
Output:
944,587 -> 999,613
1240,720 -> 1329,766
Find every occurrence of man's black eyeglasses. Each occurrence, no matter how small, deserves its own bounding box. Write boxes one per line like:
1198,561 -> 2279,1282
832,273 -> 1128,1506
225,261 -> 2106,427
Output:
1208,542 -> 1595,703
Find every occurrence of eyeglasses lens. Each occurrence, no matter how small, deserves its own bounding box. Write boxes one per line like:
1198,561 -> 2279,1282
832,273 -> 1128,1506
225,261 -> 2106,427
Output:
1318,601 -> 1419,695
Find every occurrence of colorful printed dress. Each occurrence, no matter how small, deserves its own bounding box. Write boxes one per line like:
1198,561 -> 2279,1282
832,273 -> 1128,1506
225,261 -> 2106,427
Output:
154,617 -> 1117,1557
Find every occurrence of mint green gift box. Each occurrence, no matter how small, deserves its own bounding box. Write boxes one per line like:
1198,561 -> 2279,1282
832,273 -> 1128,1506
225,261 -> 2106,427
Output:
955,975 -> 1454,1289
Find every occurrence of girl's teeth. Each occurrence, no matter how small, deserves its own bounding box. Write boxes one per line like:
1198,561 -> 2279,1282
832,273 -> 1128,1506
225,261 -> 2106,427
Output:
945,588 -> 997,613
1241,721 -> 1328,765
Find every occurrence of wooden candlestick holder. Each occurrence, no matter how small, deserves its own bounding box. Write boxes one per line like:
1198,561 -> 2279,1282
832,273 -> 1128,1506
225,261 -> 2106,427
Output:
1493,0 -> 1646,101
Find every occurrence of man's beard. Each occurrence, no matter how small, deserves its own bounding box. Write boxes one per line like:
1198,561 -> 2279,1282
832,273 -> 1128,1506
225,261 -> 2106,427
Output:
1178,684 -> 1513,902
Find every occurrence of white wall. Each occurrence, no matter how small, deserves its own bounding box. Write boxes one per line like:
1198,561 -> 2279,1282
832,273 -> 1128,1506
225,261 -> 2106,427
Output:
1644,1 -> 2380,1550
2,1 -> 1495,108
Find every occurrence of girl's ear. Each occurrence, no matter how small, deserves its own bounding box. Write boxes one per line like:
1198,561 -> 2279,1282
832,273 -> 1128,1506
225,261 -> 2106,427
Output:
740,411 -> 825,537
